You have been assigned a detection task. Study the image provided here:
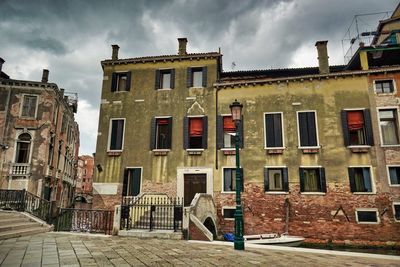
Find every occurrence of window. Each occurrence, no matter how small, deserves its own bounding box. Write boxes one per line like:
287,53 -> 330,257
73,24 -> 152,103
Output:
223,168 -> 243,192
15,133 -> 31,163
356,209 -> 379,224
378,109 -> 399,145
111,72 -> 131,92
108,119 -> 125,151
348,167 -> 373,193
375,80 -> 394,94
222,208 -> 235,219
297,111 -> 318,147
123,168 -> 142,197
299,167 -> 326,193
341,109 -> 373,146
21,95 -> 37,118
388,166 -> 400,185
187,67 -> 207,88
183,116 -> 208,149
48,136 -> 54,165
217,115 -> 243,149
264,167 -> 288,192
264,113 -> 283,148
393,203 -> 400,221
155,69 -> 175,89
150,117 -> 172,150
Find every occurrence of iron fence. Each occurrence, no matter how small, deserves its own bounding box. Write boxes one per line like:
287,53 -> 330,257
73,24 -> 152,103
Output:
121,196 -> 183,231
55,208 -> 114,235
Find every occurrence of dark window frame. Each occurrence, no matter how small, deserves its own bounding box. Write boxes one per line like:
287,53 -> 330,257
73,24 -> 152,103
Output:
297,111 -> 319,148
222,207 -> 236,219
183,116 -> 208,149
111,71 -> 131,92
264,167 -> 289,192
393,203 -> 400,221
187,66 -> 207,88
356,209 -> 379,224
388,166 -> 400,186
108,118 -> 125,151
375,80 -> 394,94
155,69 -> 175,90
21,95 -> 38,118
15,133 -> 32,163
122,168 -> 142,197
223,167 -> 243,192
299,167 -> 326,193
150,117 -> 173,150
348,167 -> 373,193
264,112 -> 284,148
378,108 -> 400,146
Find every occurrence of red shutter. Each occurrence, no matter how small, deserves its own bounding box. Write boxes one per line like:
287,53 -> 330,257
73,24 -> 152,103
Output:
157,119 -> 169,125
223,116 -> 236,132
347,111 -> 364,130
189,118 -> 203,137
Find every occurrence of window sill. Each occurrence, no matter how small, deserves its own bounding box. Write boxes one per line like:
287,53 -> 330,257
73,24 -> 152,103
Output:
107,151 -> 122,156
299,147 -> 320,154
186,149 -> 204,155
348,146 -> 371,153
265,148 -> 285,154
356,222 -> 380,225
221,148 -> 239,155
221,191 -> 236,194
375,92 -> 395,96
189,86 -> 204,89
223,218 -> 235,221
111,91 -> 128,93
300,192 -> 326,195
352,192 -> 376,195
265,191 -> 289,195
389,184 -> 400,187
157,88 -> 173,91
153,149 -> 170,156
380,144 -> 400,148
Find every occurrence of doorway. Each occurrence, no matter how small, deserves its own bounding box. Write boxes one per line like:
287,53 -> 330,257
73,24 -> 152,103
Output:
184,174 -> 206,206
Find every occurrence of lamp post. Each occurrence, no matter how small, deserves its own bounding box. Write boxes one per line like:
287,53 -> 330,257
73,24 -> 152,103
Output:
229,99 -> 244,250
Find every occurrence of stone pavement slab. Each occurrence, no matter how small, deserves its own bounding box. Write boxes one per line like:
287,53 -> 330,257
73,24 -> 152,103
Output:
0,232 -> 398,266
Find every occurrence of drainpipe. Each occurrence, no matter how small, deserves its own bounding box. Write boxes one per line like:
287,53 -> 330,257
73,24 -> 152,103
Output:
215,87 -> 221,170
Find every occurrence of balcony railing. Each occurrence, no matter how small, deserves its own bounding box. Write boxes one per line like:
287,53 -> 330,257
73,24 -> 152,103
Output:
9,163 -> 30,176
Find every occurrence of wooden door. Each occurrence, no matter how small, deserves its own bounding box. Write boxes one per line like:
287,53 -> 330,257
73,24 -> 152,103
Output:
184,174 -> 206,206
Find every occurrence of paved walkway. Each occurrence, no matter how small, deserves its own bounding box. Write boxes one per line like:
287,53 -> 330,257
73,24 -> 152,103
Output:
0,232 -> 399,267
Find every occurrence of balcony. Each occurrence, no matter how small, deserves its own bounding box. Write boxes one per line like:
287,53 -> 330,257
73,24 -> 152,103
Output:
9,163 -> 30,176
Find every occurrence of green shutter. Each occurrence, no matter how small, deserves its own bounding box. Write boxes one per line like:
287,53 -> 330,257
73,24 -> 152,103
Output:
155,70 -> 160,90
341,110 -> 350,146
264,168 -> 269,191
125,71 -> 131,91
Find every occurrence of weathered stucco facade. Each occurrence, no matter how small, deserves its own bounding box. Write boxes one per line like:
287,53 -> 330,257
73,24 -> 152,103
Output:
94,9 -> 400,245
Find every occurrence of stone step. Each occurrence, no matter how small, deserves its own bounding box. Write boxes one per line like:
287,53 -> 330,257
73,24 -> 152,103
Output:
0,226 -> 51,240
0,217 -> 31,224
0,221 -> 41,232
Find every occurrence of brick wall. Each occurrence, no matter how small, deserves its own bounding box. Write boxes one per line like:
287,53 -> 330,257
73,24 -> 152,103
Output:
189,220 -> 210,241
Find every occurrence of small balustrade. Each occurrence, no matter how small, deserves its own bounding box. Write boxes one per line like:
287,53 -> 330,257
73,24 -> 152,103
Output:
9,163 -> 30,176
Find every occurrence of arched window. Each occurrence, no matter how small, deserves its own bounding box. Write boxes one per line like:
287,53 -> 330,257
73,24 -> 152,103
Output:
15,133 -> 31,163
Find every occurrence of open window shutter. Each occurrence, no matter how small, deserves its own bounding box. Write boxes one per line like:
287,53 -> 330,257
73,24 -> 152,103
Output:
167,117 -> 173,149
170,69 -> 175,89
111,73 -> 117,92
155,70 -> 161,90
217,115 -> 223,149
348,168 -> 355,192
362,168 -> 372,192
187,68 -> 192,88
274,114 -> 283,147
320,168 -> 326,193
298,113 -> 308,147
364,109 -> 374,146
125,71 -> 131,91
122,169 -> 128,197
150,117 -> 156,150
307,112 -> 317,146
239,115 -> 244,148
299,168 -> 305,192
202,66 -> 208,87
202,116 -> 208,149
265,114 -> 274,147
283,168 -> 289,192
264,168 -> 269,191
133,169 -> 141,196
341,110 -> 350,146
183,116 -> 189,149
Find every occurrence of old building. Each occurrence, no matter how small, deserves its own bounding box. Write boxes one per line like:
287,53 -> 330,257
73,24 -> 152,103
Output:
94,5 -> 400,245
76,155 -> 94,198
0,61 -> 80,209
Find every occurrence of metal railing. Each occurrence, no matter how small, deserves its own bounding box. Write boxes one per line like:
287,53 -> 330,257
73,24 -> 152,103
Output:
121,195 -> 183,231
55,208 -> 113,235
0,189 -> 52,223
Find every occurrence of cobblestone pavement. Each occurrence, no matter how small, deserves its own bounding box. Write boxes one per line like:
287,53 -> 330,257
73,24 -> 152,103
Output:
0,233 -> 399,267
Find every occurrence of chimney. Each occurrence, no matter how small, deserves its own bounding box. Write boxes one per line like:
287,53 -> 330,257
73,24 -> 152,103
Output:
0,58 -> 4,73
60,88 -> 64,97
111,44 -> 119,60
41,69 -> 49,83
178,38 -> 188,55
315,41 -> 329,74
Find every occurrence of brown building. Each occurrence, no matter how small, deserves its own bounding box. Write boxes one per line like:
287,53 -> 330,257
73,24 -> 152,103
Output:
76,155 -> 94,196
0,60 -> 79,208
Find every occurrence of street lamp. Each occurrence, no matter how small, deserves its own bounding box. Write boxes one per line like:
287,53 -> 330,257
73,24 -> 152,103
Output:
229,99 -> 244,250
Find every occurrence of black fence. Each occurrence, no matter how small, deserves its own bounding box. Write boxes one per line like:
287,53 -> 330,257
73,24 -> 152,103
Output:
55,208 -> 114,235
121,196 -> 183,231
0,189 -> 52,223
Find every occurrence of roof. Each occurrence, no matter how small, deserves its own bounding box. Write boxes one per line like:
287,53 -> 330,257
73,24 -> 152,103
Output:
101,52 -> 222,67
346,44 -> 400,70
220,66 -> 346,82
0,71 -> 9,79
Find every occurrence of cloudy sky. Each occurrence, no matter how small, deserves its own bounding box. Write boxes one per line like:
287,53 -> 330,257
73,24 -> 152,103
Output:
0,0 -> 398,155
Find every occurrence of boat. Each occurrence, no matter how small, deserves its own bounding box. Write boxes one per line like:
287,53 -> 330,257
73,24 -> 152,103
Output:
244,233 -> 305,247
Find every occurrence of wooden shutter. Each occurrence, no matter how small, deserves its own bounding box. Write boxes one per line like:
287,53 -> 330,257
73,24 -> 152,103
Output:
264,168 -> 269,191
283,168 -> 289,192
217,115 -> 223,149
341,110 -> 350,146
150,117 -> 156,150
274,114 -> 283,147
299,168 -> 305,192
363,109 -> 374,146
122,169 -> 128,197
170,69 -> 175,89
307,112 -> 317,146
202,66 -> 208,87
155,70 -> 161,90
362,168 -> 372,192
183,116 -> 189,149
132,168 -> 141,196
265,114 -> 275,147
111,73 -> 117,92
167,117 -> 173,149
125,71 -> 131,91
187,68 -> 192,88
298,112 -> 308,147
348,168 -> 355,192
239,115 -> 244,148
202,116 -> 208,149
320,168 -> 326,193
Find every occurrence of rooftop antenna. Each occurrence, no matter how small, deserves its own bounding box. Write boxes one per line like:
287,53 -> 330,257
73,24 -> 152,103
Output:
231,62 -> 236,70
